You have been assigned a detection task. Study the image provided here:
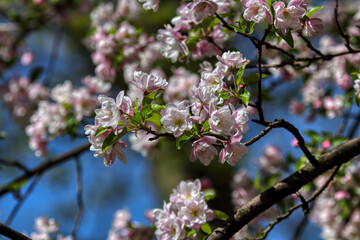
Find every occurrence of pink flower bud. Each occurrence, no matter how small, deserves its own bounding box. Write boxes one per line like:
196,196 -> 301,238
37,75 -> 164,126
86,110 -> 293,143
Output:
291,138 -> 299,147
321,140 -> 331,149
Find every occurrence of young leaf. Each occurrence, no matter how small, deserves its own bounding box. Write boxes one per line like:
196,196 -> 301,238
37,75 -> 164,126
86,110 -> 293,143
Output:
201,222 -> 212,235
238,89 -> 250,107
147,112 -> 162,127
186,35 -> 202,52
242,73 -> 269,83
151,104 -> 165,111
306,6 -> 324,17
95,126 -> 108,137
236,62 -> 249,85
203,189 -> 216,201
214,210 -> 229,221
175,131 -> 195,150
187,229 -> 197,238
2,179 -> 27,191
102,132 -> 120,152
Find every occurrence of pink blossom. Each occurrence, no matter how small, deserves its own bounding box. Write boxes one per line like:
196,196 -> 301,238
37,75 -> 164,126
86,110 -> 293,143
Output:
21,51 -> 34,66
321,140 -> 331,149
129,129 -> 159,158
95,95 -> 121,129
190,136 -> 218,166
336,74 -> 352,91
192,39 -> 221,60
82,75 -> 111,94
71,88 -> 98,120
304,18 -> 324,38
115,0 -> 141,20
291,138 -> 299,147
157,24 -> 189,62
209,105 -> 236,136
242,0 -> 272,24
112,209 -> 131,229
334,190 -> 350,200
290,99 -> 304,115
273,0 -> 306,36
34,216 -> 59,233
188,0 -> 218,24
323,96 -> 344,119
219,141 -> 248,166
216,51 -> 249,74
95,62 -> 116,82
160,100 -> 193,137
258,145 -> 282,174
115,22 -> 137,44
177,198 -> 214,230
201,72 -> 224,92
130,71 -> 168,94
138,0 -> 160,12
169,179 -> 202,209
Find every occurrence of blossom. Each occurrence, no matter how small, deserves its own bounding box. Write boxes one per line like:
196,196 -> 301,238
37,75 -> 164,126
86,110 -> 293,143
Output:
190,136 -> 218,166
169,179 -> 202,209
160,100 -> 193,137
304,18 -> 324,38
21,51 -> 34,66
130,71 -> 168,93
138,0 -> 160,12
216,51 -> 249,73
201,72 -> 223,92
219,140 -> 248,166
257,145 -> 282,174
209,105 -> 236,136
242,0 -> 272,24
273,0 -> 307,35
188,0 -> 218,24
177,198 -> 214,230
95,95 -> 121,129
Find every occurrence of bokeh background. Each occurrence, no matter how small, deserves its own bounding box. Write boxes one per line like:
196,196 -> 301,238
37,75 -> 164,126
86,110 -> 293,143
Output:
0,0 -> 356,239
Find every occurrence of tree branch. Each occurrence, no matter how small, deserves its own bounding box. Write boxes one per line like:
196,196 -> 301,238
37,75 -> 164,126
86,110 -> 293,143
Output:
206,136 -> 360,240
0,222 -> 31,240
0,143 -> 91,197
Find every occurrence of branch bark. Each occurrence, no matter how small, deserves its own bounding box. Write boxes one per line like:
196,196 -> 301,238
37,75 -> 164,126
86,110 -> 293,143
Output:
206,135 -> 360,240
0,222 -> 31,240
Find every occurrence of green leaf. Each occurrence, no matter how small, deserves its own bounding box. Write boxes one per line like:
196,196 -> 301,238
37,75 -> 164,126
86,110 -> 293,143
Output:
253,171 -> 261,191
238,89 -> 250,107
151,104 -> 165,111
175,131 -> 195,150
214,210 -> 229,221
142,90 -> 163,105
306,6 -> 324,17
0,131 -> 7,139
147,112 -> 162,127
102,128 -> 129,153
242,73 -> 269,84
2,179 -> 27,191
236,62 -> 249,85
130,112 -> 143,125
140,105 -> 152,118
133,100 -> 139,113
186,35 -> 202,52
201,222 -> 212,235
95,126 -> 108,137
203,189 -> 216,201
187,229 -> 197,238
275,29 -> 294,48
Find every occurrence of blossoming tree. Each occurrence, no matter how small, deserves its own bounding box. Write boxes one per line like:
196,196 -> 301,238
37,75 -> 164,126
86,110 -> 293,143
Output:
1,0 -> 360,239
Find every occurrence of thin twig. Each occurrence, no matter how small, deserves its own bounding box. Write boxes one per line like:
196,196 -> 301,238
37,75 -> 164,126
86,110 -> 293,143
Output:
0,159 -> 29,173
298,33 -> 326,60
5,174 -> 42,225
71,156 -> 84,239
0,143 -> 91,197
252,119 -> 319,167
46,27 -> 63,85
334,0 -> 353,52
255,164 -> 341,240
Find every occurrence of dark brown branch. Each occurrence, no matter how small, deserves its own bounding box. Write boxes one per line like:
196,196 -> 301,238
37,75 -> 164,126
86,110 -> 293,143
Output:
298,33 -> 326,60
0,143 -> 91,197
0,222 -> 31,240
206,136 -> 360,240
253,119 -> 318,167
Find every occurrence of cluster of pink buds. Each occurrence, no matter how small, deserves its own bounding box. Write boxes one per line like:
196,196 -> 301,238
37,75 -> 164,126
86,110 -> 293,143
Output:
152,179 -> 215,239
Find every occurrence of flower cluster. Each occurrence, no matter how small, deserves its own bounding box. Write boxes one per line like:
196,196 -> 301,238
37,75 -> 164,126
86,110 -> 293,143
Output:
28,216 -> 72,240
152,179 -> 214,239
311,161 -> 360,239
107,209 -> 153,240
257,145 -> 282,174
0,76 -> 48,119
26,76 -> 108,157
